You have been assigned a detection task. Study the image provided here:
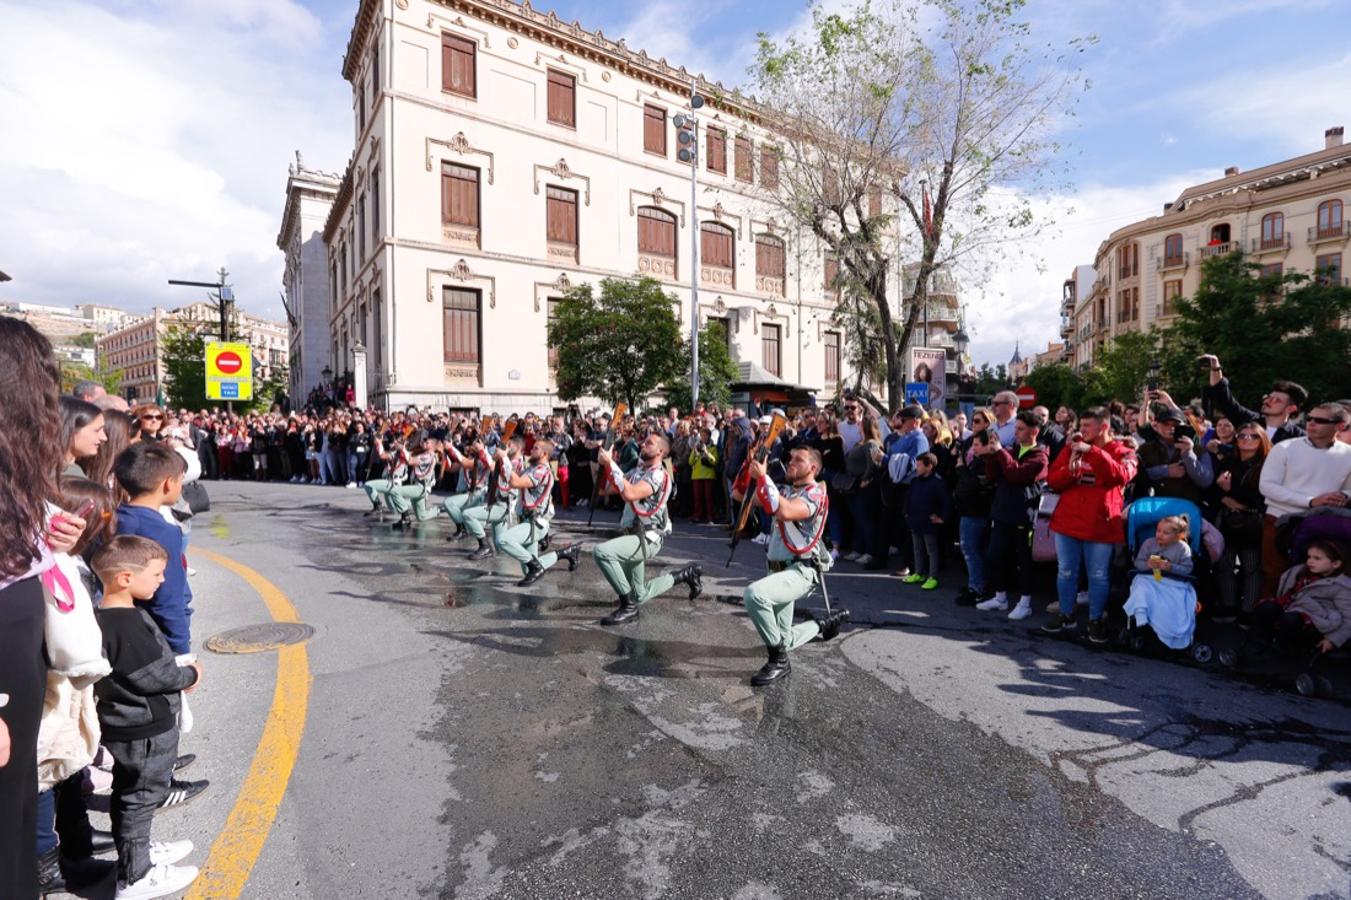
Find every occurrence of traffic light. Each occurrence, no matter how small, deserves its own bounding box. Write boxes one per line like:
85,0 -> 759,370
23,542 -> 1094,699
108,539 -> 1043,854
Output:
673,94 -> 704,164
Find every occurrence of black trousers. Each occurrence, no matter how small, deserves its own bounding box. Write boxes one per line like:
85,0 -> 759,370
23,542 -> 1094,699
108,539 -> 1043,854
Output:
0,577 -> 46,899
1250,602 -> 1322,656
987,521 -> 1035,597
106,728 -> 180,887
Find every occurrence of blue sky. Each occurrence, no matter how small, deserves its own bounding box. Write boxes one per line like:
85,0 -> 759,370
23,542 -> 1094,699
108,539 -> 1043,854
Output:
2,0 -> 1347,368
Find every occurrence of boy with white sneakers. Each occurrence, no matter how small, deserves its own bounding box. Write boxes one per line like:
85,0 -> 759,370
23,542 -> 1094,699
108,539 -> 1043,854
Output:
91,536 -> 201,898
973,411 -> 1049,622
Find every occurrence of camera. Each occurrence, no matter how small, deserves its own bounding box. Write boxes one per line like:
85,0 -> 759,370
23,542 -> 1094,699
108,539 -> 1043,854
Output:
1174,423 -> 1196,442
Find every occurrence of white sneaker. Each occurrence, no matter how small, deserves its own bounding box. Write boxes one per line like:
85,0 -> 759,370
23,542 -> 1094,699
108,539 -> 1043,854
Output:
150,840 -> 193,866
855,554 -> 874,567
844,552 -> 861,562
1076,591 -> 1090,607
116,863 -> 199,899
830,549 -> 841,562
346,482 -> 357,489
752,533 -> 768,545
1008,598 -> 1033,621
186,567 -> 197,577
976,597 -> 1008,611
1046,600 -> 1060,614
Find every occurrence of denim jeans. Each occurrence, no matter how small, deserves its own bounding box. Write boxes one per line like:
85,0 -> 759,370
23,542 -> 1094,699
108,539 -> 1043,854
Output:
1054,532 -> 1114,619
958,516 -> 990,591
346,452 -> 360,483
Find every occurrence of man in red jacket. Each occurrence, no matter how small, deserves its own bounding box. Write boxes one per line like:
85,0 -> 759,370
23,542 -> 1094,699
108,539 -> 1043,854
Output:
1044,408 -> 1138,642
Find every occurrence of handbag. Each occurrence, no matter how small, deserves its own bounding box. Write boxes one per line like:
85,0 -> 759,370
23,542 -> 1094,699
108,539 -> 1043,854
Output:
830,472 -> 858,493
182,481 -> 211,515
1218,507 -> 1262,543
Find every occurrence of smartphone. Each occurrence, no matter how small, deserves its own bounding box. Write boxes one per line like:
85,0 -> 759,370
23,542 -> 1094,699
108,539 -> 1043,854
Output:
1197,358 -> 1214,370
1175,424 -> 1196,442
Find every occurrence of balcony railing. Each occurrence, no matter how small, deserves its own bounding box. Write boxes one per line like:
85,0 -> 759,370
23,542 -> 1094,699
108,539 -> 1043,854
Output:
1156,252 -> 1189,272
1198,241 -> 1238,259
1309,222 -> 1347,244
1251,233 -> 1291,253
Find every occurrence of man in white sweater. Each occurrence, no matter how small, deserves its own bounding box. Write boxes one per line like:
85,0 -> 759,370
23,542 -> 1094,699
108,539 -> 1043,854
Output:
1258,403 -> 1351,593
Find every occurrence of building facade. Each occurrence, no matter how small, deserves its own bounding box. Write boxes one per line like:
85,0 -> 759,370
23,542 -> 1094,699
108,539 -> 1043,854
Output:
96,304 -> 290,404
1068,127 -> 1349,367
278,156 -> 342,401
311,0 -> 877,413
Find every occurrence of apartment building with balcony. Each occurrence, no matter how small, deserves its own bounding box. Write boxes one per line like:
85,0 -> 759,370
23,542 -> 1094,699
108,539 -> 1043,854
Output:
901,263 -> 962,376
1074,126 -> 1350,361
309,0 -> 883,412
1059,264 -> 1094,367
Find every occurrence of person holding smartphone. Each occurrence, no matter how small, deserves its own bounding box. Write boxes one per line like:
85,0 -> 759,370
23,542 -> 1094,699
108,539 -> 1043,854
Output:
1135,391 -> 1214,505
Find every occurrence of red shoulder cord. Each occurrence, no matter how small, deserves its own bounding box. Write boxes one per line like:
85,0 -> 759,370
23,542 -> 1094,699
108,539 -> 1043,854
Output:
773,483 -> 829,557
630,465 -> 671,519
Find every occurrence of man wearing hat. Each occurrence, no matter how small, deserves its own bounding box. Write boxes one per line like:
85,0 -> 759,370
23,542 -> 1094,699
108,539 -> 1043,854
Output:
1135,402 -> 1213,504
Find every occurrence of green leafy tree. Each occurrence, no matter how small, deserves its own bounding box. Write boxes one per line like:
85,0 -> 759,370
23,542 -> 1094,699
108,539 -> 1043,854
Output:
1023,362 -> 1082,412
548,277 -> 685,411
162,324 -> 208,409
667,320 -> 740,410
1092,329 -> 1158,405
967,363 -> 1011,401
1158,251 -> 1351,404
71,331 -> 97,349
59,360 -> 95,393
833,284 -> 888,395
751,0 -> 1092,409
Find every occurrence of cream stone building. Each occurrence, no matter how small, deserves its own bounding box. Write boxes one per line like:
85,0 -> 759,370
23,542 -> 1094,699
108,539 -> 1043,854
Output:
278,155 -> 342,401
1069,127 -> 1349,368
314,0 -> 883,412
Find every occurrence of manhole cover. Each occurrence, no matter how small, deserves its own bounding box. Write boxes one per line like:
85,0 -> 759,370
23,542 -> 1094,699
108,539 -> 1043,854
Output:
205,622 -> 316,654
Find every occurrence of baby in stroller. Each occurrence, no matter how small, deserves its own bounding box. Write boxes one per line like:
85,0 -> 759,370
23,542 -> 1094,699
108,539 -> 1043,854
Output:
1123,515 -> 1196,650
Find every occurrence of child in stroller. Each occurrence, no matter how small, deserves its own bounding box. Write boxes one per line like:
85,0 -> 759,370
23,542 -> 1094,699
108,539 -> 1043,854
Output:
1123,514 -> 1197,651
1230,539 -> 1351,664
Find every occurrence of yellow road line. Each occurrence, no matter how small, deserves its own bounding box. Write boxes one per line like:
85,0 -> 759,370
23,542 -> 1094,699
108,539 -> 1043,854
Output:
186,547 -> 311,899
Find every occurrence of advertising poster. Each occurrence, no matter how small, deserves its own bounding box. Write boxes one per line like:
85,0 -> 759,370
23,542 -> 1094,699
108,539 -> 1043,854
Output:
909,347 -> 947,410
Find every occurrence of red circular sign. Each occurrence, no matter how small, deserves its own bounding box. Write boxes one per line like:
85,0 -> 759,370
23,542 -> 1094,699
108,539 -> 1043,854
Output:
216,351 -> 243,375
1015,385 -> 1037,409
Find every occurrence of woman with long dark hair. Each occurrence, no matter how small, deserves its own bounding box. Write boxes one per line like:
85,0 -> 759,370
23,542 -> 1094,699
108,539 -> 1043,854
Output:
1211,422 -> 1271,618
79,410 -> 133,491
0,317 -> 85,897
59,396 -> 106,478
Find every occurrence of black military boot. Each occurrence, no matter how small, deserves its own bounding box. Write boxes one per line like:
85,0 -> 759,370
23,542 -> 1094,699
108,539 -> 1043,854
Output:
557,544 -> 581,571
601,592 -> 640,626
671,563 -> 703,600
750,645 -> 791,686
362,501 -> 382,518
446,522 -> 467,542
537,534 -> 552,555
469,537 -> 495,560
37,846 -> 66,896
814,608 -> 852,642
392,513 -> 412,532
517,560 -> 547,587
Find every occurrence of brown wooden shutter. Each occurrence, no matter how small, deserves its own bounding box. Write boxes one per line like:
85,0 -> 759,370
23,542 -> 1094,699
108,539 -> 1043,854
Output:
762,324 -> 781,376
761,147 -> 779,189
701,224 -> 732,269
638,208 -> 676,256
441,34 -> 476,97
443,288 -> 481,363
825,331 -> 840,382
824,256 -> 840,294
547,70 -> 575,126
867,185 -> 881,218
546,186 -> 578,246
707,128 -> 726,173
643,105 -> 666,155
756,237 -> 784,278
735,135 -> 753,182
442,163 -> 479,226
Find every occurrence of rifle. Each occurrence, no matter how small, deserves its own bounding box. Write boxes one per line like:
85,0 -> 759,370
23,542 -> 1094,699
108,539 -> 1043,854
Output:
727,413 -> 787,566
586,402 -> 629,527
485,418 -> 519,507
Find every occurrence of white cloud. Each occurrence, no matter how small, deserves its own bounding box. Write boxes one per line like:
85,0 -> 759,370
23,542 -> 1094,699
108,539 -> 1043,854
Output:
963,171 -> 1212,369
0,0 -> 349,322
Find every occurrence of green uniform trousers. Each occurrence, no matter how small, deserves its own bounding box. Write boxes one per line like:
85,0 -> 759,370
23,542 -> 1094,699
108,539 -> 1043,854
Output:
496,517 -> 559,576
363,479 -> 398,510
444,489 -> 485,525
386,484 -> 438,520
464,502 -> 509,539
592,533 -> 675,604
743,563 -> 821,651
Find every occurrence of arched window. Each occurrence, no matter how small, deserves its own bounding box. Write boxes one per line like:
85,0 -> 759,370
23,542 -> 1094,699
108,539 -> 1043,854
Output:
1164,233 -> 1184,267
700,222 -> 735,287
1317,199 -> 1344,238
1209,223 -> 1230,245
1260,212 -> 1284,249
636,207 -> 677,279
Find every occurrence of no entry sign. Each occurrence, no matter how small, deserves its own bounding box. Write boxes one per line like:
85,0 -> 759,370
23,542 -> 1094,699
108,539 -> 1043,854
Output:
206,342 -> 254,401
1015,385 -> 1037,409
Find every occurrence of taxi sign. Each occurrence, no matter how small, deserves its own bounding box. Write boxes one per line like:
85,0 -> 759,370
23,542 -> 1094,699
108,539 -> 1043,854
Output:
206,342 -> 254,401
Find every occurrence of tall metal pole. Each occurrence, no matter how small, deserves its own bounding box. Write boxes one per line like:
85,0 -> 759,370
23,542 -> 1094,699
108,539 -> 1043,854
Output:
689,79 -> 701,408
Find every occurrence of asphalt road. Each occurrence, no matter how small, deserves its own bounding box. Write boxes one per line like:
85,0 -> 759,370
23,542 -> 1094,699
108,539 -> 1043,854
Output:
75,480 -> 1350,899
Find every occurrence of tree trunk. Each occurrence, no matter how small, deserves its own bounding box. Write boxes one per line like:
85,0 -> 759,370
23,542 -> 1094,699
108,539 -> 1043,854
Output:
869,269 -> 903,413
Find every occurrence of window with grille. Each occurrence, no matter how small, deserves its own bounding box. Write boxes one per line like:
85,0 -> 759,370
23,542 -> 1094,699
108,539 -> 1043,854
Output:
762,323 -> 781,376
547,69 -> 575,127
441,34 -> 476,98
441,163 -> 479,227
644,105 -> 666,155
442,288 -> 481,363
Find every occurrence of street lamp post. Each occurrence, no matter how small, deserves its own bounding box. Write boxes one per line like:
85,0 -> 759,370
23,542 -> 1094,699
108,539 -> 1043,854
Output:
167,267 -> 232,342
674,84 -> 705,407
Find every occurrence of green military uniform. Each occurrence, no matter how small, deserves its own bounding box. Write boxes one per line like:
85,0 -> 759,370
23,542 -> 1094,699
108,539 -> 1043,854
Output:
387,451 -> 440,521
363,449 -> 407,511
743,479 -> 831,652
443,448 -> 490,527
593,462 -> 676,605
464,453 -> 519,541
496,459 -> 559,576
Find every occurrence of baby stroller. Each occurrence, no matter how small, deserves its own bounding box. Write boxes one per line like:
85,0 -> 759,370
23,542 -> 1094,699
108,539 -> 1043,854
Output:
1220,507 -> 1351,696
1119,497 -> 1223,663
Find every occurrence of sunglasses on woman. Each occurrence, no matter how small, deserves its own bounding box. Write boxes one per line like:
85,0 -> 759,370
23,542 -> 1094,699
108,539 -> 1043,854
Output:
1236,433 -> 1262,441
141,414 -> 163,421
